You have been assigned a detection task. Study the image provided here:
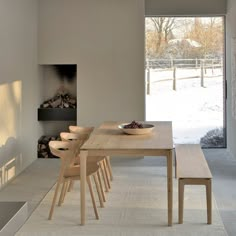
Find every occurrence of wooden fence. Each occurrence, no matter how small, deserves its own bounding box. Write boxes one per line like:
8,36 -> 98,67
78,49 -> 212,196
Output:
146,58 -> 223,94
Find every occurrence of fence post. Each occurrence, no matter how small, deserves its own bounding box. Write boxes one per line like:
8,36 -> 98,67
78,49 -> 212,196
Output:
146,61 -> 150,95
170,58 -> 173,68
221,57 -> 223,73
195,58 -> 198,68
173,66 -> 176,90
211,59 -> 214,75
200,60 -> 205,87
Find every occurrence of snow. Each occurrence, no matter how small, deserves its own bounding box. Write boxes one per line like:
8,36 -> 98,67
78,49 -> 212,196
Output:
145,67 -> 224,145
168,38 -> 202,48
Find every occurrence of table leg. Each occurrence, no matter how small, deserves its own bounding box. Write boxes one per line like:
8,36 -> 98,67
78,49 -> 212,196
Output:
167,149 -> 173,226
206,179 -> 212,224
80,150 -> 88,225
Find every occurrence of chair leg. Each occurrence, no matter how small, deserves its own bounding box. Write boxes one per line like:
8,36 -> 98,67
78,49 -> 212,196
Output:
68,180 -> 74,192
93,174 -> 104,208
178,179 -> 184,224
99,162 -> 109,192
97,170 -> 106,202
48,175 -> 63,220
206,179 -> 212,224
87,176 -> 99,220
58,180 -> 66,206
62,180 -> 70,204
105,156 -> 113,181
103,160 -> 111,189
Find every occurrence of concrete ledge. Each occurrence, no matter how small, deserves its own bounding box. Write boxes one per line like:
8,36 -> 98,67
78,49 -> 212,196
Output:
0,202 -> 28,236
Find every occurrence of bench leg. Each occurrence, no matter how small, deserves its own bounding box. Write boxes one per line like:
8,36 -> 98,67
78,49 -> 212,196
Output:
206,179 -> 212,224
167,150 -> 173,226
178,179 -> 184,224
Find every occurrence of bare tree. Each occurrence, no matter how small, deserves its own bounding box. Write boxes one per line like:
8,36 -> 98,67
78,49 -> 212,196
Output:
186,17 -> 223,58
150,17 -> 175,55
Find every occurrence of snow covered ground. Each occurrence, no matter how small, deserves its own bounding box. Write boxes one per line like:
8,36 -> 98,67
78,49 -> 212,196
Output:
145,67 -> 224,145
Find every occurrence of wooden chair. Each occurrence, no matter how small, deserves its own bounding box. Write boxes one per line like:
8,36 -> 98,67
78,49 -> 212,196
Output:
69,125 -> 113,182
60,132 -> 89,159
48,140 -> 103,220
60,132 -> 107,204
68,126 -> 113,191
69,125 -> 94,135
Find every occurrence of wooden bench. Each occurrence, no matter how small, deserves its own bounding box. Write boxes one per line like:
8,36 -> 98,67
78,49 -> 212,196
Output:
175,144 -> 212,224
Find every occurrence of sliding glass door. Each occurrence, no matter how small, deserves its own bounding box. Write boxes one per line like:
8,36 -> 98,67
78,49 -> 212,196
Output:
145,17 -> 226,147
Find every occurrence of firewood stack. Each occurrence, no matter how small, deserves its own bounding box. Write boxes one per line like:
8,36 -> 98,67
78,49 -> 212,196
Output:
38,135 -> 61,158
40,90 -> 76,109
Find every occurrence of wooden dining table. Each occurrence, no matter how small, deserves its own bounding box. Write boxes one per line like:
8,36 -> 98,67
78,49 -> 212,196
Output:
80,121 -> 174,226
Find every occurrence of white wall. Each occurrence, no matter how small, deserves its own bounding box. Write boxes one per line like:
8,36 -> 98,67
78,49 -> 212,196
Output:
145,0 -> 226,16
38,0 -> 145,127
0,0 -> 41,189
226,0 -> 236,158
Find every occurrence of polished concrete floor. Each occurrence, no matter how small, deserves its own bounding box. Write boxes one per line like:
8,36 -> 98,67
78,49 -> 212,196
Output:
204,149 -> 236,236
0,149 -> 235,235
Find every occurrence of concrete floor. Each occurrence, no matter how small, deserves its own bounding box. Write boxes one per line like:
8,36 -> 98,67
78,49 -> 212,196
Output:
0,149 -> 235,235
204,148 -> 236,236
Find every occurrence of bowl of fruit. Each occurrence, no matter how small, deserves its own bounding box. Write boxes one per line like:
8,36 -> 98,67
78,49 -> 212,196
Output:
118,121 -> 154,135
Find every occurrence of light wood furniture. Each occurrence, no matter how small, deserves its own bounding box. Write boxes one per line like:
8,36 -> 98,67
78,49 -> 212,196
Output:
60,132 -> 89,160
80,121 -> 173,226
60,131 -> 107,205
69,125 -> 114,182
60,132 -> 88,160
69,125 -> 95,135
175,144 -> 212,224
60,132 -> 89,193
68,126 -> 112,194
48,140 -> 103,220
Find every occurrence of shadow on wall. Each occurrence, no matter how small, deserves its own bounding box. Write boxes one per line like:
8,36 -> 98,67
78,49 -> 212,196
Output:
0,80 -> 22,189
0,137 -> 22,189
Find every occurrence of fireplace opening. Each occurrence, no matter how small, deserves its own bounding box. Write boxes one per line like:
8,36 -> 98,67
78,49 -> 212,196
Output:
38,64 -> 77,158
38,64 -> 77,121
53,64 -> 76,80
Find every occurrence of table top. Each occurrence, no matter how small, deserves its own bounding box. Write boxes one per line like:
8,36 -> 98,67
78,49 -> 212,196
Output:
81,121 -> 173,151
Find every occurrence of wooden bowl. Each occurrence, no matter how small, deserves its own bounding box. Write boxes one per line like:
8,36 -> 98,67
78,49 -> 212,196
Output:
118,123 -> 154,135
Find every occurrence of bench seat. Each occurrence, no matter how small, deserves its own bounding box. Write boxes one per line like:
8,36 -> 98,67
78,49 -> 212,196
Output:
175,144 -> 212,224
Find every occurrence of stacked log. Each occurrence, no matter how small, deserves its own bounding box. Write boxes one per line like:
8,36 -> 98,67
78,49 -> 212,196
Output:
38,135 -> 61,158
40,91 -> 76,109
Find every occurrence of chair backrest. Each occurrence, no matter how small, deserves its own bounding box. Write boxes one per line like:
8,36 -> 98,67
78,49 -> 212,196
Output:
69,126 -> 94,135
60,131 -> 89,147
49,140 -> 79,178
60,132 -> 81,142
49,140 -> 74,166
60,132 -> 90,164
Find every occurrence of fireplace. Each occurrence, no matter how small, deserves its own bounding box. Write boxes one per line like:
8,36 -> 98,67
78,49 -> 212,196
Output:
38,64 -> 77,158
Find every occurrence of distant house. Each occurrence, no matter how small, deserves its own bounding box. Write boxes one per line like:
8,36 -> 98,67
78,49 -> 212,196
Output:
168,38 -> 201,48
167,38 -> 202,58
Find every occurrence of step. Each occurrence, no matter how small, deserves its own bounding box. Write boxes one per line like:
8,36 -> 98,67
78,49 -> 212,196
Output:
0,202 -> 28,236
